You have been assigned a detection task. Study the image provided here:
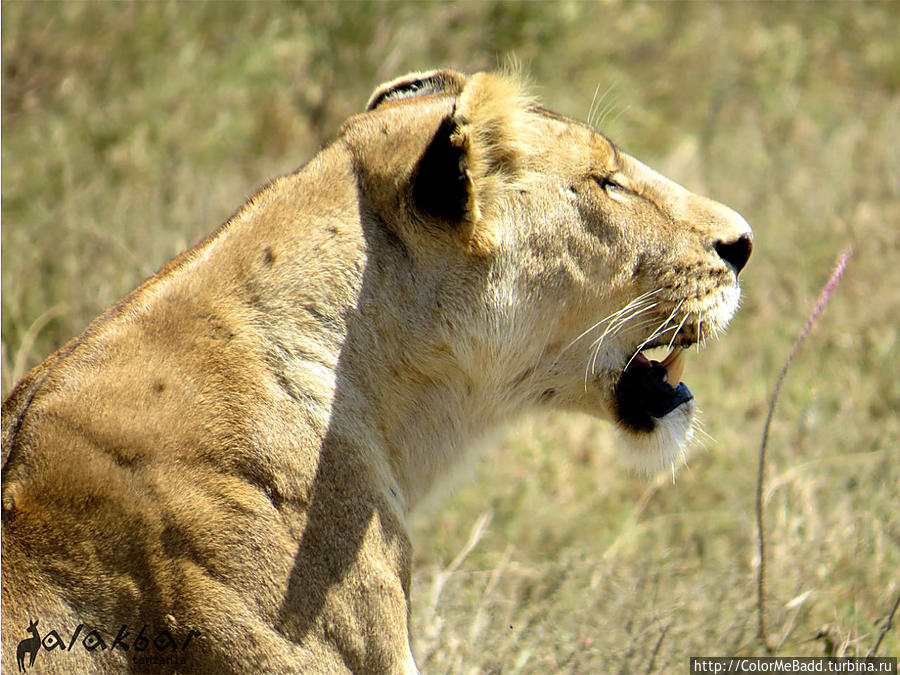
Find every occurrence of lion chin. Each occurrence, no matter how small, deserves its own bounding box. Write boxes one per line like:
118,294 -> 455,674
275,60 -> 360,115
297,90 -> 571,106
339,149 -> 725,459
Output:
1,68 -> 750,673
617,399 -> 696,475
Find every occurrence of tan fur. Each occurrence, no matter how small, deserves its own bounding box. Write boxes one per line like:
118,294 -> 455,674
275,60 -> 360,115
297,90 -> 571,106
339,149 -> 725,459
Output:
1,70 -> 751,673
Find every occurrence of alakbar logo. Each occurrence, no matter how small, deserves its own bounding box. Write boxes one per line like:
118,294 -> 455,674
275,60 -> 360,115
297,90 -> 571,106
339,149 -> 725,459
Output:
15,618 -> 201,672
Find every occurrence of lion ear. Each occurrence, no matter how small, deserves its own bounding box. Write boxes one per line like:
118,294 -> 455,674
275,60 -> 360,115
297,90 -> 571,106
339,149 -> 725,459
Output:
411,72 -> 534,256
411,115 -> 479,242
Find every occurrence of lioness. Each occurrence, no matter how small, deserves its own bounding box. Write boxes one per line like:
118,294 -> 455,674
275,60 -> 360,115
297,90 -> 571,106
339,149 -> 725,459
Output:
1,70 -> 751,673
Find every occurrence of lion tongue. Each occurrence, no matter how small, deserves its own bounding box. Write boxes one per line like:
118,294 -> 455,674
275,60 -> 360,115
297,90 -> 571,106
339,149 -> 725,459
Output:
659,348 -> 685,386
633,352 -> 653,368
631,349 -> 685,386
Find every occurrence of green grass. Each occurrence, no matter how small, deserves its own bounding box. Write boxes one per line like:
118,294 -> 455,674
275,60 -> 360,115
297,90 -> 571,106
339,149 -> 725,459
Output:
3,2 -> 898,670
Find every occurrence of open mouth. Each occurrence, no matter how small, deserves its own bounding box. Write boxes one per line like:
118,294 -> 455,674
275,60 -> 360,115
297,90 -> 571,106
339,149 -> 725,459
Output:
614,345 -> 693,433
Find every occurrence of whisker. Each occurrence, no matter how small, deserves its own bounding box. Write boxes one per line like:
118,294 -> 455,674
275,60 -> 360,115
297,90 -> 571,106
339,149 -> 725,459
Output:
585,346 -> 598,385
587,302 -> 663,380
587,83 -> 607,129
605,103 -> 630,130
610,318 -> 658,337
624,299 -> 684,370
568,300 -> 651,353
588,302 -> 660,351
693,424 -> 716,447
602,316 -> 660,341
564,288 -> 665,391
634,324 -> 680,350
588,83 -> 617,129
594,322 -> 682,383
697,311 -> 703,353
562,289 -> 663,355
666,311 -> 692,351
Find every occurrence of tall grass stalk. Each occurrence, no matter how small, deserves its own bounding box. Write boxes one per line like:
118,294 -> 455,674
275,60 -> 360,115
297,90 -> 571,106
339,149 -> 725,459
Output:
756,246 -> 853,651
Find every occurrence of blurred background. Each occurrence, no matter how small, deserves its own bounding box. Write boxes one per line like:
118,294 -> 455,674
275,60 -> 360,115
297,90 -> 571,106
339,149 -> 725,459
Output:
2,2 -> 898,670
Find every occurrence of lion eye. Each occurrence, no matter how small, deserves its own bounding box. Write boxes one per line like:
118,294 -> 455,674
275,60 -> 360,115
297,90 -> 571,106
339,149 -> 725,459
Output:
594,175 -> 625,193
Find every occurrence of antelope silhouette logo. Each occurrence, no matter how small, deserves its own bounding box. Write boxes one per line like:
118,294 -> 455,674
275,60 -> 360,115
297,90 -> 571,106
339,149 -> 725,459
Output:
16,619 -> 40,672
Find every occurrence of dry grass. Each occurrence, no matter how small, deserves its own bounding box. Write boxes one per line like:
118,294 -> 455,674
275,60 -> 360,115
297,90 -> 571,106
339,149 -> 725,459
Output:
3,2 -> 898,671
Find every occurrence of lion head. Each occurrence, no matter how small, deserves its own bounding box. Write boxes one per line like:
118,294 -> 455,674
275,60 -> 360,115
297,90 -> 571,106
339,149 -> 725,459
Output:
352,69 -> 751,480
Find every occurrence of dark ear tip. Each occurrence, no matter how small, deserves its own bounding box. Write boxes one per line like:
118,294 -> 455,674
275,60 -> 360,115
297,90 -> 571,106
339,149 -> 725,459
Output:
366,70 -> 468,111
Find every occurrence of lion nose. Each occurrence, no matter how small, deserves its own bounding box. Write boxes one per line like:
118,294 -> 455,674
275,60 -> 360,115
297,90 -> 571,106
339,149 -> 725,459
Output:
715,233 -> 753,276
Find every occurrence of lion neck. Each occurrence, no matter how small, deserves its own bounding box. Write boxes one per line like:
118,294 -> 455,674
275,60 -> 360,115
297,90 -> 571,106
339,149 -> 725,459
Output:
192,152 -> 523,511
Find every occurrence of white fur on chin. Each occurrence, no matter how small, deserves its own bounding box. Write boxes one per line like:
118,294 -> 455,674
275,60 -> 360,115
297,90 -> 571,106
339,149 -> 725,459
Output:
618,399 -> 696,475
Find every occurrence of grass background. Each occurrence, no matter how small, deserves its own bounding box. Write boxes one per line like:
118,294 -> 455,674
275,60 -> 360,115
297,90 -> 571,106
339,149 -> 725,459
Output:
2,2 -> 898,671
